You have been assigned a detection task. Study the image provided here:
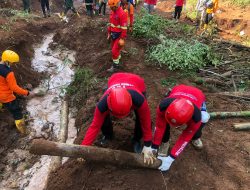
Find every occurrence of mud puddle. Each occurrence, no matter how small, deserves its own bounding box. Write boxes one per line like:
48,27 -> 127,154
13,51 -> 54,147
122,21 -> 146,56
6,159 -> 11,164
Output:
0,34 -> 77,190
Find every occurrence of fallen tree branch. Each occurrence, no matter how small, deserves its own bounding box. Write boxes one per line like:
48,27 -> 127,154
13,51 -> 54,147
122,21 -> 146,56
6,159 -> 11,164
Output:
208,92 -> 250,101
199,69 -> 228,79
30,139 -> 162,169
210,111 -> 250,119
233,123 -> 250,131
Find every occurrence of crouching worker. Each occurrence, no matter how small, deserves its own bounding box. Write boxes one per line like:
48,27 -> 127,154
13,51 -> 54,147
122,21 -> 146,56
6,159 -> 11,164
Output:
81,72 -> 155,165
152,84 -> 210,171
0,50 -> 36,134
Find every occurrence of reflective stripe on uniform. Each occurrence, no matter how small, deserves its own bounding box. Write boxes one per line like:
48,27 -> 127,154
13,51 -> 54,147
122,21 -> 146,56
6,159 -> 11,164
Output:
110,23 -> 128,30
113,58 -> 119,64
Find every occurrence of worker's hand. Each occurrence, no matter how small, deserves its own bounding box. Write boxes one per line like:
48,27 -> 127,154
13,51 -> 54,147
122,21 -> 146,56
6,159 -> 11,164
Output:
27,91 -> 36,98
107,33 -> 111,40
157,155 -> 175,172
142,146 -> 156,165
129,26 -> 133,33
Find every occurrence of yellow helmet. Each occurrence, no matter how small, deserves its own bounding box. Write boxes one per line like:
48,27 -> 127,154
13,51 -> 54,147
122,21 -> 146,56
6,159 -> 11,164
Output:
1,50 -> 20,63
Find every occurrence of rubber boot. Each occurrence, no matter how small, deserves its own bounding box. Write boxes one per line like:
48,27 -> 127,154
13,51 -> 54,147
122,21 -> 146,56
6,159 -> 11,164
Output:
107,63 -> 119,73
192,138 -> 203,149
47,10 -> 51,17
15,118 -> 26,134
158,142 -> 170,157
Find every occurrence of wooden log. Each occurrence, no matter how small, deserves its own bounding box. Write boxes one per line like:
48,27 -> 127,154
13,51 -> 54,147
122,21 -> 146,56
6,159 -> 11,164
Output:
49,100 -> 69,171
210,111 -> 250,119
30,139 -> 162,169
233,123 -> 250,131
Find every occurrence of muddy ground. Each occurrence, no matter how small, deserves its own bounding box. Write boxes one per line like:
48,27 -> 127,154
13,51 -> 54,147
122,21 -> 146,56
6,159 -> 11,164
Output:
0,1 -> 250,190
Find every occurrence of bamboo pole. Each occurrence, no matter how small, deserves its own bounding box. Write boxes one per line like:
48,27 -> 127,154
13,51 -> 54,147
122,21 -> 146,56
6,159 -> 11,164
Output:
210,111 -> 250,119
30,139 -> 162,169
233,123 -> 250,131
49,100 -> 69,171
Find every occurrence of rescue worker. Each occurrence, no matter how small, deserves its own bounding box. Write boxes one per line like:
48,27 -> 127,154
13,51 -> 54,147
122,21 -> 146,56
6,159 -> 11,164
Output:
195,0 -> 206,29
107,0 -> 128,72
152,84 -> 210,171
40,0 -> 51,18
64,0 -> 78,16
22,0 -> 31,13
173,0 -> 186,21
121,0 -> 134,33
0,50 -> 35,134
81,72 -> 155,165
203,0 -> 219,32
99,0 -> 107,15
143,0 -> 157,14
85,0 -> 94,16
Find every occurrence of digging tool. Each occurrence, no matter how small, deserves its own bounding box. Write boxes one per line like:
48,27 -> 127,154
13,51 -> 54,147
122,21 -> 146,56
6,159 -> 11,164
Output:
209,111 -> 250,119
30,139 -> 162,169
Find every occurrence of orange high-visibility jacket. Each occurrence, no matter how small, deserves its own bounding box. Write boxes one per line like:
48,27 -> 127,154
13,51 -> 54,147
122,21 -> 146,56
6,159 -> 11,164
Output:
123,4 -> 134,27
0,64 -> 28,103
206,0 -> 219,14
108,7 -> 128,38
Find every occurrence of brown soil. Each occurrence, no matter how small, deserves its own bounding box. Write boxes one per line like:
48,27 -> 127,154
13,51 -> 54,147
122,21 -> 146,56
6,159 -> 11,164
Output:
0,2 -> 249,190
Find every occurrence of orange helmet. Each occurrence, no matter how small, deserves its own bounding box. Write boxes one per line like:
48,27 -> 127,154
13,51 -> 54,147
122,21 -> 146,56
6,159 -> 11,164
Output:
107,88 -> 132,118
108,0 -> 120,7
165,98 -> 194,127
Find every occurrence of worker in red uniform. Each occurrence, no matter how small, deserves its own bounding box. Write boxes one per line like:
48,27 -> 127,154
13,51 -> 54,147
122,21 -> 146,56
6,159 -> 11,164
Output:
0,50 -> 35,134
152,85 -> 210,171
107,0 -> 128,72
81,73 -> 155,165
121,0 -> 134,32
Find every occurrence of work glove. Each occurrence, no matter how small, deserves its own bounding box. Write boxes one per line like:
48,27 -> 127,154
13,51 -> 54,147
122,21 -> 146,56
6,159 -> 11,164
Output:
157,155 -> 175,172
142,146 -> 156,165
107,33 -> 111,40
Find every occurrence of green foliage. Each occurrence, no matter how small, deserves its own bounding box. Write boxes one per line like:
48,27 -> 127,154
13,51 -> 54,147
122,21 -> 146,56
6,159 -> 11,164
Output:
161,78 -> 177,87
147,36 -> 219,71
66,68 -> 98,105
133,9 -> 168,38
229,0 -> 250,7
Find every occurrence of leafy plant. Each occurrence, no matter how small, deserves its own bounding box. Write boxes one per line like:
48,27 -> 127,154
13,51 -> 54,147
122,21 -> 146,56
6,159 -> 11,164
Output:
147,36 -> 219,70
133,9 -> 168,38
161,78 -> 177,87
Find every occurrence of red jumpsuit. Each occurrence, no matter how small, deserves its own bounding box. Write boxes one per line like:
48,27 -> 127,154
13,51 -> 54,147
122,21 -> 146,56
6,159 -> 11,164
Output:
81,73 -> 152,146
108,7 -> 128,65
152,85 -> 205,158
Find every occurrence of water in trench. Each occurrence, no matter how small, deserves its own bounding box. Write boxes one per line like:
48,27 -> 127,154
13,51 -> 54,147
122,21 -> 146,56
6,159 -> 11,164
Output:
0,34 -> 77,190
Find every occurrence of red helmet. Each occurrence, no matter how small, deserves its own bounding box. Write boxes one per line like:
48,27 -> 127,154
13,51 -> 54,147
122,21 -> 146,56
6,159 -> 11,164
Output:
107,88 -> 132,118
165,98 -> 194,127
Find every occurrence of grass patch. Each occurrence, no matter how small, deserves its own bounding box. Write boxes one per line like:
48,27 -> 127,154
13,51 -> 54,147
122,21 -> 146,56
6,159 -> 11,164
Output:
161,78 -> 177,88
229,0 -> 250,7
66,68 -> 98,106
147,36 -> 219,71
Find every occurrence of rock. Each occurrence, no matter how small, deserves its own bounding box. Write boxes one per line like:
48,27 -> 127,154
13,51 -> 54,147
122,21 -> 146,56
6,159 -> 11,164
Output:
16,163 -> 28,172
8,181 -> 18,189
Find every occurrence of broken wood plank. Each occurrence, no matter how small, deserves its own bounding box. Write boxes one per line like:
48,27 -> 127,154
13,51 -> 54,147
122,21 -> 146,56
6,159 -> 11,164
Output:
233,123 -> 250,131
30,139 -> 162,169
210,111 -> 250,119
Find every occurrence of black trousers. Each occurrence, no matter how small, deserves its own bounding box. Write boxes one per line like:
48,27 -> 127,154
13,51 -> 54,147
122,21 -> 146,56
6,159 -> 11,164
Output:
174,6 -> 183,19
41,0 -> 50,15
22,0 -> 31,13
204,13 -> 213,24
64,6 -> 76,15
3,99 -> 23,120
101,111 -> 143,142
162,123 -> 206,143
99,2 -> 106,15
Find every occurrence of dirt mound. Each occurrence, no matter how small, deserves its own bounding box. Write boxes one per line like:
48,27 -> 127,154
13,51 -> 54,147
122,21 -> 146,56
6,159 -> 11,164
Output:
45,16 -> 250,190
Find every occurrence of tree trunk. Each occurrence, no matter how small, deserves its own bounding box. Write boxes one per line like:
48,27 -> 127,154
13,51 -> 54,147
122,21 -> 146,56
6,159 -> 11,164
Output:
233,123 -> 250,131
210,111 -> 250,119
30,139 -> 162,169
